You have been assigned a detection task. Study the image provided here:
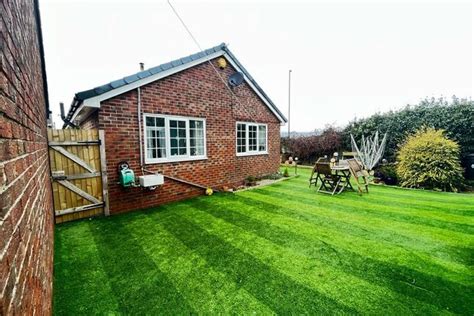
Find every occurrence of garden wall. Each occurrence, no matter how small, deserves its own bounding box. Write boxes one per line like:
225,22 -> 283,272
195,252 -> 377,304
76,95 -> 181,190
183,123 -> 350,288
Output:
0,0 -> 54,314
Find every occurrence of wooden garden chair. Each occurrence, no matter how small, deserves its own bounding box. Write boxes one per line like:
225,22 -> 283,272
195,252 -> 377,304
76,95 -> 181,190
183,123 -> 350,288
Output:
347,158 -> 369,194
309,157 -> 328,187
315,162 -> 344,195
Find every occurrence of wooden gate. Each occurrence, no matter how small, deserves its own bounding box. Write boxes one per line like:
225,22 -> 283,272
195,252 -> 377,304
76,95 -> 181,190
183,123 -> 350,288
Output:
47,129 -> 109,223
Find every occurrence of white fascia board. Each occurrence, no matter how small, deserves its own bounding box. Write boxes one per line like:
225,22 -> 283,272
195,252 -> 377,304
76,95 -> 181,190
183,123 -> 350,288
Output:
82,51 -> 226,108
223,53 -> 286,123
70,100 -> 99,124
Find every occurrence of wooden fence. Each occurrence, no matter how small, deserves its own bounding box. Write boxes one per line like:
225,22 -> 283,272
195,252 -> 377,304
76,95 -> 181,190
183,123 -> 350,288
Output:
47,129 -> 109,223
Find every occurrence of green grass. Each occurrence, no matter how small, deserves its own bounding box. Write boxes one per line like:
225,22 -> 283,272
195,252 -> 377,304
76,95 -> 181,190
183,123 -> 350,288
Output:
53,168 -> 474,315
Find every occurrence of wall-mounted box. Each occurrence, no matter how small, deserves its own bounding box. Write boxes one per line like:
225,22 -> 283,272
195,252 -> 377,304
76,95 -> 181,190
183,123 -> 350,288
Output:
138,174 -> 164,187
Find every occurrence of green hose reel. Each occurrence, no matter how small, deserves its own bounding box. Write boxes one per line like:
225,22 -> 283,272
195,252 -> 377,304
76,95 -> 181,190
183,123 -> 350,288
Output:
118,161 -> 135,187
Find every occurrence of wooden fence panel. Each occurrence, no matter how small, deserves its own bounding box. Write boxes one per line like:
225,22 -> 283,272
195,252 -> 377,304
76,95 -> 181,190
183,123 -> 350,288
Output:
47,129 -> 108,223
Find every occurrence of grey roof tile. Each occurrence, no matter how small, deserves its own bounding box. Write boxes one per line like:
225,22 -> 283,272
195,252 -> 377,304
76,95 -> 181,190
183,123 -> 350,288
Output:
123,74 -> 139,84
137,70 -> 151,79
149,65 -> 163,74
110,79 -> 126,89
171,59 -> 182,67
181,56 -> 192,64
161,62 -> 173,70
75,89 -> 96,100
94,84 -> 112,95
189,52 -> 201,61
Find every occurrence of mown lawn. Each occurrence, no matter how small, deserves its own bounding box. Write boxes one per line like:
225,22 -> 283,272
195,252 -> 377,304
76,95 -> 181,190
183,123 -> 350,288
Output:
54,168 -> 474,315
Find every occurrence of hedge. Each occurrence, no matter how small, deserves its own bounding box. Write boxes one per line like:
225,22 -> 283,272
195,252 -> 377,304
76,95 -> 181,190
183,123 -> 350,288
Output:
342,96 -> 474,163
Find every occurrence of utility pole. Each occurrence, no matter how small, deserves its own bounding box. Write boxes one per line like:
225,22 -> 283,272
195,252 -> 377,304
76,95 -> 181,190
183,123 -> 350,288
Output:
288,69 -> 292,138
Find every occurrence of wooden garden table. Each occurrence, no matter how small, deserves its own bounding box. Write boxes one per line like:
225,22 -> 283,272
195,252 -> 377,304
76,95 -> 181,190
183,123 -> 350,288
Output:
331,163 -> 354,192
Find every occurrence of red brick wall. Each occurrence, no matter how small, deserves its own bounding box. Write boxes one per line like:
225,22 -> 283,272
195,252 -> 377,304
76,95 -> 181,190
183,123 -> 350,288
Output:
79,111 -> 99,129
0,0 -> 54,314
91,58 -> 281,214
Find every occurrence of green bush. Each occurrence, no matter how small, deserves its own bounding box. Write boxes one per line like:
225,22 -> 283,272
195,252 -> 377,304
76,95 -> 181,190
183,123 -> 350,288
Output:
396,128 -> 464,191
283,168 -> 290,177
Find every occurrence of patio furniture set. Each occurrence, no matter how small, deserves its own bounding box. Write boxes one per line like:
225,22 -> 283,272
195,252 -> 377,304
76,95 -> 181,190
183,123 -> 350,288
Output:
309,158 -> 369,195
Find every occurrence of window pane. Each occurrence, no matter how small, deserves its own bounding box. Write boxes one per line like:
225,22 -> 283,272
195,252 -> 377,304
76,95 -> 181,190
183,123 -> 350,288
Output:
249,125 -> 257,151
145,115 -> 167,159
190,120 -> 205,157
170,119 -> 187,157
157,148 -> 166,158
147,149 -> 154,158
194,121 -> 203,129
237,123 -> 247,153
157,138 -> 166,148
156,117 -> 165,127
146,117 -> 154,126
258,125 -> 266,151
156,128 -> 165,138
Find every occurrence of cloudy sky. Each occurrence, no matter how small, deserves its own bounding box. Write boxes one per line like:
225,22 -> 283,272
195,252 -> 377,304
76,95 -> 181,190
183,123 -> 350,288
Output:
40,0 -> 472,132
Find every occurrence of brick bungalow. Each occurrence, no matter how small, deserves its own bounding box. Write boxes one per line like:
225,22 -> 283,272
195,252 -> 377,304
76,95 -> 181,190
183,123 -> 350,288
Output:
65,43 -> 287,214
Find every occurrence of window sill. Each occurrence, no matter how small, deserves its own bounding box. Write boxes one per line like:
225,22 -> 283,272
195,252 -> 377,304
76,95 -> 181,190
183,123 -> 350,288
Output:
145,156 -> 208,164
236,152 -> 268,157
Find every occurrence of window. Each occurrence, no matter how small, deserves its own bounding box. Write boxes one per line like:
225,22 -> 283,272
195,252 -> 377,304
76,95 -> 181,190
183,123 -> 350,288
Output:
144,114 -> 206,163
170,119 -> 187,156
236,122 -> 267,156
145,116 -> 166,159
190,120 -> 205,156
258,125 -> 267,151
237,123 -> 246,153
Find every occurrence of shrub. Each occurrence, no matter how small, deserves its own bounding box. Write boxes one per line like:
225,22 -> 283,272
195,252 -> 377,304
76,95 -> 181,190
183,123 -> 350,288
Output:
374,164 -> 398,185
281,126 -> 342,164
396,128 -> 464,191
283,168 -> 290,177
245,176 -> 257,186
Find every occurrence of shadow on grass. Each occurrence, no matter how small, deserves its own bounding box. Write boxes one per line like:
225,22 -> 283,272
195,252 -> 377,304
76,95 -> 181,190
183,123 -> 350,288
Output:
158,211 -> 358,315
192,196 -> 474,315
90,219 -> 195,315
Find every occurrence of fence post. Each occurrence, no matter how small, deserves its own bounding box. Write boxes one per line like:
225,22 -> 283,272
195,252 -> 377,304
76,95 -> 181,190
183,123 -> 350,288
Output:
99,130 -> 110,216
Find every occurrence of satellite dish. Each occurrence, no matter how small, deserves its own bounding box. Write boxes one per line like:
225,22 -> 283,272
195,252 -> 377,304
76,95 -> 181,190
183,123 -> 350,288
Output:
228,72 -> 244,87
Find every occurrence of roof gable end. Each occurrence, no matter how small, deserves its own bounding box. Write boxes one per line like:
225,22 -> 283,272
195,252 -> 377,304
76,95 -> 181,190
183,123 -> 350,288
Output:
66,43 -> 287,125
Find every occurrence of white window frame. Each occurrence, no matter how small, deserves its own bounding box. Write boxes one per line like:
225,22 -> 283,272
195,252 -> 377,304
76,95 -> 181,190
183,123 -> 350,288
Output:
236,122 -> 268,156
143,113 -> 207,164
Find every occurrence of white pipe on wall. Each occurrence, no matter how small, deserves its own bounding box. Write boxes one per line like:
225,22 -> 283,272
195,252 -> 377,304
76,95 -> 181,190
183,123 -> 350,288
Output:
137,87 -> 144,172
